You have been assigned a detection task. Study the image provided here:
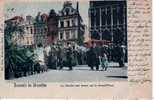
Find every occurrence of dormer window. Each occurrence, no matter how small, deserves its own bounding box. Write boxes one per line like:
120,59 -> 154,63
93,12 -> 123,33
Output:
65,8 -> 70,15
71,9 -> 74,14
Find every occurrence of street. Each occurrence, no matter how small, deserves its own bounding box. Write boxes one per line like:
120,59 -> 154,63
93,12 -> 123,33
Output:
12,63 -> 127,82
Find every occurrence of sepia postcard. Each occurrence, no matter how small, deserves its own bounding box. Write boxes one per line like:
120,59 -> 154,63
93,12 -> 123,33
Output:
0,0 -> 152,99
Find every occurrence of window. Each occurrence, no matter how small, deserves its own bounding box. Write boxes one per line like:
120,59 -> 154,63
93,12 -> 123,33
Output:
39,28 -> 41,33
72,20 -> 75,26
30,28 -> 33,34
71,9 -> 74,13
91,9 -> 95,27
107,8 -> 111,25
44,27 -> 47,32
41,28 -> 44,33
66,31 -> 69,39
113,8 -> 118,25
61,21 -> 64,27
67,20 -> 70,27
72,30 -> 76,38
66,8 -> 69,15
26,27 -> 29,33
118,6 -> 124,24
34,28 -> 36,33
96,8 -> 100,26
101,9 -> 106,26
27,38 -> 29,45
60,32 -> 63,39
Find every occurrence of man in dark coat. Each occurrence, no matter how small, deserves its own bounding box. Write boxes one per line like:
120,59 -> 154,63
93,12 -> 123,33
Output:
87,44 -> 99,70
87,47 -> 95,70
57,47 -> 63,70
116,45 -> 124,67
93,44 -> 100,70
66,43 -> 73,70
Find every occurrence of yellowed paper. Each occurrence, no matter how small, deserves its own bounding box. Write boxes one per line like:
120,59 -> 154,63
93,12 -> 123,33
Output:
0,0 -> 152,99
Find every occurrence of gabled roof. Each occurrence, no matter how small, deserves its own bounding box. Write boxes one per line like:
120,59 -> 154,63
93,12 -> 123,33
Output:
59,1 -> 78,16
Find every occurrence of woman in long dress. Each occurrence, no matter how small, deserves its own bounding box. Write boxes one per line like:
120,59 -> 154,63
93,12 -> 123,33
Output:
34,43 -> 47,73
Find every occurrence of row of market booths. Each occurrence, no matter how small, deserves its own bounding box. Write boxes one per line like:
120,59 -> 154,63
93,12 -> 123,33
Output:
45,38 -> 127,69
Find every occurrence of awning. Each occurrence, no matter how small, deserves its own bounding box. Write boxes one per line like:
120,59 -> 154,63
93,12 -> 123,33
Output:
84,39 -> 111,44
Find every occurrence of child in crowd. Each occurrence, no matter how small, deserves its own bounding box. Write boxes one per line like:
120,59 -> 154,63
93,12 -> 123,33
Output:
99,51 -> 108,71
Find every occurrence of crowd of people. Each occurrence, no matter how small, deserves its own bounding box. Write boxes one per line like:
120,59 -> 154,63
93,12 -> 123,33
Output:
31,41 -> 125,72
5,41 -> 126,79
43,43 -> 87,71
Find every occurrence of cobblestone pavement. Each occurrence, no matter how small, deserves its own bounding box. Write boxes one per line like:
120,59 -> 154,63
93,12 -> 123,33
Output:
12,63 -> 127,82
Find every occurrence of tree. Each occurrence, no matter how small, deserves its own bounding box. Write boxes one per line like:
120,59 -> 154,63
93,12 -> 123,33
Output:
5,21 -> 35,79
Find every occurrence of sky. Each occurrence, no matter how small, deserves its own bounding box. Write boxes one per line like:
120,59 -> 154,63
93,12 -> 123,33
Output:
5,1 -> 89,26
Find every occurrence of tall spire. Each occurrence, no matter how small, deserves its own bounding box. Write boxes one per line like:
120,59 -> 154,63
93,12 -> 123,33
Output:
76,1 -> 79,13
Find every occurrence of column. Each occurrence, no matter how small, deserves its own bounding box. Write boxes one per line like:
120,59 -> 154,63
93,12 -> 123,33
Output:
123,6 -> 126,25
123,6 -> 126,44
111,6 -> 113,43
117,7 -> 119,27
88,10 -> 91,30
100,8 -> 102,40
75,30 -> 78,39
63,31 -> 66,40
58,31 -> 60,40
105,7 -> 108,28
94,9 -> 96,30
70,19 -> 72,27
64,20 -> 66,27
69,30 -> 72,39
110,6 -> 114,61
100,8 -> 102,27
58,20 -> 61,28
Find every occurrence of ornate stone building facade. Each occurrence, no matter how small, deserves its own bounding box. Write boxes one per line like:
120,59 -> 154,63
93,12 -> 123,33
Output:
89,1 -> 127,46
34,12 -> 48,46
47,9 -> 58,43
5,1 -> 85,47
89,1 -> 127,62
57,1 -> 85,45
5,12 -> 48,47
